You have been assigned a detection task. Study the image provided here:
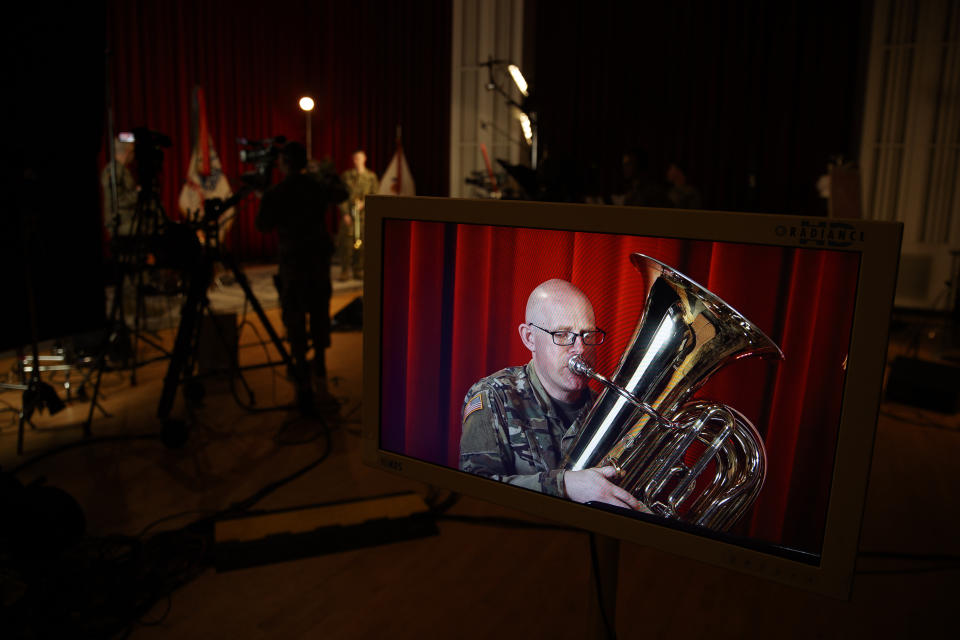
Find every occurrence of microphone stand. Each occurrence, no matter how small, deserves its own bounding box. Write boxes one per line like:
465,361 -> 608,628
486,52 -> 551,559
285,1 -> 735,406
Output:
1,169 -> 66,454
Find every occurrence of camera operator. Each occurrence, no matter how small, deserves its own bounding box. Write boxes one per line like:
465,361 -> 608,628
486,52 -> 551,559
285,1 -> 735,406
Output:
255,141 -> 348,414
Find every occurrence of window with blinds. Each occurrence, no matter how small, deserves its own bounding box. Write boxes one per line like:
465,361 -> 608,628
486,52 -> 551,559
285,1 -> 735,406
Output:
859,0 -> 960,310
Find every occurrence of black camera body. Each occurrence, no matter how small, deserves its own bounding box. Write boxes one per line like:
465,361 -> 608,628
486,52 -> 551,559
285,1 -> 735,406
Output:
131,127 -> 172,190
237,135 -> 286,190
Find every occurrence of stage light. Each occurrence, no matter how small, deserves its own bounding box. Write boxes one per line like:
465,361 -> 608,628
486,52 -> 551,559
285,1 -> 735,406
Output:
515,109 -> 533,146
299,96 -> 315,159
481,58 -> 537,164
507,64 -> 528,97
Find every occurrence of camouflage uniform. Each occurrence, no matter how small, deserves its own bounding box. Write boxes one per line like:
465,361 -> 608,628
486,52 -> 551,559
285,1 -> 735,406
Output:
100,161 -> 139,237
337,168 -> 380,277
459,361 -> 594,497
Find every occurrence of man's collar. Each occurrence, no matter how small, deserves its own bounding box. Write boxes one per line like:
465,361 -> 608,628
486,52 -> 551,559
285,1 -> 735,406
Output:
526,360 -> 591,419
525,360 -> 557,418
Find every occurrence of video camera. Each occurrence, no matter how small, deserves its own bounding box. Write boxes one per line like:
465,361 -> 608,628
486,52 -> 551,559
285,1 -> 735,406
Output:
124,127 -> 172,190
237,135 -> 286,190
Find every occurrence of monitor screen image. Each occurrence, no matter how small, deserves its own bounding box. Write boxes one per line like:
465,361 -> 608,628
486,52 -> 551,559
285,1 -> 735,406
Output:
362,196 -> 902,599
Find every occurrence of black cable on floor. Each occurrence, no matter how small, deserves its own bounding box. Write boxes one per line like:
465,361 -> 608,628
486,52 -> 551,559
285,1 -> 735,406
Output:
219,420 -> 333,516
7,433 -> 160,476
424,488 -> 460,514
274,412 -> 329,445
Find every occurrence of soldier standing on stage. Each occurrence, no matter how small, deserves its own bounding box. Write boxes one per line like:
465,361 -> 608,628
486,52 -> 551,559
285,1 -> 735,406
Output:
337,150 -> 379,281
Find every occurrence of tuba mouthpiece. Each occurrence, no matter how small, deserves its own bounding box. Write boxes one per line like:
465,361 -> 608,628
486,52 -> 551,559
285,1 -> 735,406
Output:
568,355 -> 591,377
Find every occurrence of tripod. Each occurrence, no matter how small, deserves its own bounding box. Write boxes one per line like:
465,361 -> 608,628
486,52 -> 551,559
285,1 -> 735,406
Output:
82,185 -> 172,432
125,181 -> 174,384
156,190 -> 306,446
3,170 -> 66,454
83,129 -> 178,433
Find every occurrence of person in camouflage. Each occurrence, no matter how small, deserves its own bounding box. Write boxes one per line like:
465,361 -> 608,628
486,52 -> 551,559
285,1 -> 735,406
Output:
337,150 -> 379,280
100,138 -> 138,238
459,279 -> 646,510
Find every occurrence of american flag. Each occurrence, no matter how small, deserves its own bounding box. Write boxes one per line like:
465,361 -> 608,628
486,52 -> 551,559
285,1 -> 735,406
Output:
462,393 -> 483,422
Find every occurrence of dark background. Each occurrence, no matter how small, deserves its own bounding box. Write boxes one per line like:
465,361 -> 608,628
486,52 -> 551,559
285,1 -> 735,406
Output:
3,0 -> 870,351
4,3 -> 107,352
531,0 -> 869,213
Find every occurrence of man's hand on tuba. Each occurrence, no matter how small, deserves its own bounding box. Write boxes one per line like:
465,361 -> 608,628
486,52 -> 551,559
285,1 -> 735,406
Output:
564,466 -> 652,513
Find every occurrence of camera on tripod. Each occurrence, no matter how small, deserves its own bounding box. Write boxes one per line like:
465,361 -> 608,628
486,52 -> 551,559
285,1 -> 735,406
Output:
128,127 -> 172,189
237,135 -> 286,190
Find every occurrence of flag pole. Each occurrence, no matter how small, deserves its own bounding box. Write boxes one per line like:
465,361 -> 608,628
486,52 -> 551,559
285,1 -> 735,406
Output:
306,113 -> 312,160
395,124 -> 402,195
299,96 -> 316,160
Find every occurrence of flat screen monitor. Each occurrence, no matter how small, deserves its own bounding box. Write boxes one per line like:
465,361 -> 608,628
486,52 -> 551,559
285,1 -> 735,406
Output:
362,196 -> 902,599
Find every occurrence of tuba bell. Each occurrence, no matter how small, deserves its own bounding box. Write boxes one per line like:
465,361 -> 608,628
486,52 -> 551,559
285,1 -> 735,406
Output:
563,253 -> 784,531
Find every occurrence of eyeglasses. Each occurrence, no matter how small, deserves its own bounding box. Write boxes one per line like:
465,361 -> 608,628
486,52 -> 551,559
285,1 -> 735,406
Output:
528,323 -> 606,346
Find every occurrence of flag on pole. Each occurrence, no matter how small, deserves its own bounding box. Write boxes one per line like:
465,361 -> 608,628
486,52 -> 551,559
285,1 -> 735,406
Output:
378,126 -> 415,196
178,86 -> 234,242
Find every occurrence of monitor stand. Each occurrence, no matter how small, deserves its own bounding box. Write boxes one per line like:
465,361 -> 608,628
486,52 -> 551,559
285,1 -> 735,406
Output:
588,533 -> 620,640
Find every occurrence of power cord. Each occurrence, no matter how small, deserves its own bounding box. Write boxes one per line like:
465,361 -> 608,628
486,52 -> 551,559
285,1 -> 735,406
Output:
7,433 -> 160,476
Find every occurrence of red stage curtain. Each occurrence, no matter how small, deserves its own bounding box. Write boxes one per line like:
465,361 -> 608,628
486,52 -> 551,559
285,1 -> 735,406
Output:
105,0 -> 451,261
380,220 -> 859,553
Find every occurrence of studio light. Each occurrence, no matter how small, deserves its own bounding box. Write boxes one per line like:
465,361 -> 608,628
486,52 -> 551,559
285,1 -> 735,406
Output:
513,107 -> 533,146
507,64 -> 529,97
298,96 -> 315,112
481,58 -> 537,165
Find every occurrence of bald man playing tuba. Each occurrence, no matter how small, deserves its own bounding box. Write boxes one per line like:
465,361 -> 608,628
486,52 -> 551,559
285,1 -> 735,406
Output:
459,279 -> 649,511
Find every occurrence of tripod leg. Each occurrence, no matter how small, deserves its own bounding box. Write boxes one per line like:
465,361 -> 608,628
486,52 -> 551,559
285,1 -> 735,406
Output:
131,267 -> 145,385
136,331 -> 170,356
220,253 -> 299,381
157,262 -> 209,421
17,386 -> 40,454
17,408 -> 25,455
84,268 -> 127,434
83,364 -> 104,437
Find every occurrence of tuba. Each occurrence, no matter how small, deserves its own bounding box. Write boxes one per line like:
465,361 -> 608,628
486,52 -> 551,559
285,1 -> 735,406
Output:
563,254 -> 784,531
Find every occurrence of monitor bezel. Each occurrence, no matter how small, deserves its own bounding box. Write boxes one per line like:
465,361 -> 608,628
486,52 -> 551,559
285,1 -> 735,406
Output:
361,195 -> 902,599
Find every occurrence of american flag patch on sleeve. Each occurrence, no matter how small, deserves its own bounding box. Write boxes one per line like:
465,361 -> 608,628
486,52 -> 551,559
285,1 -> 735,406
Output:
462,392 -> 483,422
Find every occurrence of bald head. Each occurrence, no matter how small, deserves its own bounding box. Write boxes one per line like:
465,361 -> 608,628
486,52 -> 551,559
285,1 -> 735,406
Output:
525,279 -> 594,328
519,279 -> 597,403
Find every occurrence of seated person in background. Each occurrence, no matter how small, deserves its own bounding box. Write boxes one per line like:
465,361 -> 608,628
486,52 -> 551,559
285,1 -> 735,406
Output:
614,148 -> 670,208
459,279 -> 648,511
666,160 -> 703,210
